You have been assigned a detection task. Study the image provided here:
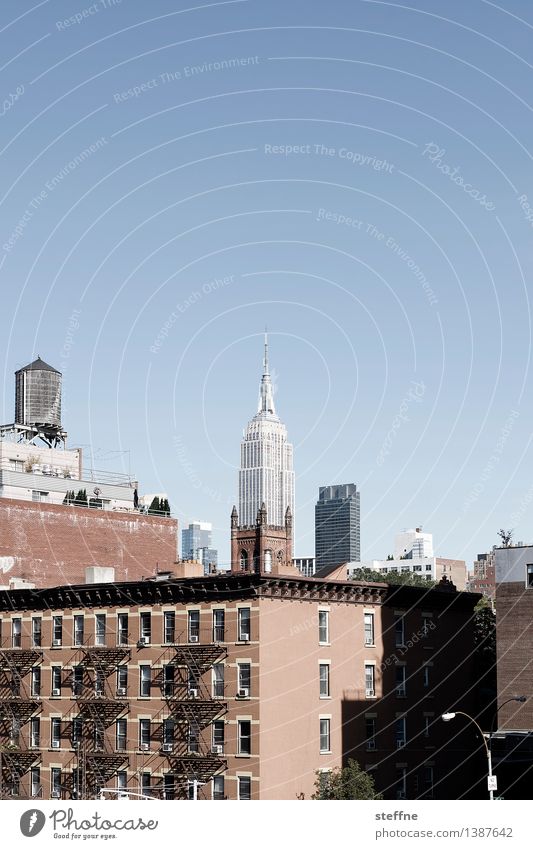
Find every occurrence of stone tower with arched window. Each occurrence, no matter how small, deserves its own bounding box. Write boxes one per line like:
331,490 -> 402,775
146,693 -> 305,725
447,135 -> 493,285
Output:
230,503 -> 299,576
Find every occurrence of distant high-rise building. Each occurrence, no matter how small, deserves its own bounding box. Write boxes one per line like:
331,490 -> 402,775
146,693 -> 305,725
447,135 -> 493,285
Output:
394,528 -> 434,560
315,483 -> 360,571
182,521 -> 217,565
231,335 -> 297,576
238,334 -> 294,528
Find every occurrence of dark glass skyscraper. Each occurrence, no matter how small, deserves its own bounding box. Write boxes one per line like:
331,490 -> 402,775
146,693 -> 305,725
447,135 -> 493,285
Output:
315,484 -> 360,570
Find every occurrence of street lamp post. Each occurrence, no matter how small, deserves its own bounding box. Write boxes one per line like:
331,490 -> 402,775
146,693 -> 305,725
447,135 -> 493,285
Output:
442,697 -> 526,801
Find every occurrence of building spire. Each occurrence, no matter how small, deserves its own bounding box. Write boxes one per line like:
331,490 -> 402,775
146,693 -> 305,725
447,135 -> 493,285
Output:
258,330 -> 276,415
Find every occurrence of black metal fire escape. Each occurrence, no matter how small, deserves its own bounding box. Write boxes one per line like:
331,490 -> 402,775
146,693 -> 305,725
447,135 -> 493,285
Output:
0,646 -> 42,799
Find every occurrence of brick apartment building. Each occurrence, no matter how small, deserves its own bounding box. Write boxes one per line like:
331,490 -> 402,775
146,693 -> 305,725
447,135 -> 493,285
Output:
489,545 -> 533,799
0,569 -> 481,801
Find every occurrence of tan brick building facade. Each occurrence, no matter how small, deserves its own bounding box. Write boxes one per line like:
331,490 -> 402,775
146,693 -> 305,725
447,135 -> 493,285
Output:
0,574 -> 480,800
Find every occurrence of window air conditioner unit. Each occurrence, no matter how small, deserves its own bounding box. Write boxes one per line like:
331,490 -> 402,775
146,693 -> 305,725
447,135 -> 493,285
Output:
211,745 -> 223,755
397,791 -> 406,799
162,743 -> 173,753
238,688 -> 249,698
241,633 -> 250,642
51,790 -> 61,799
189,689 -> 198,698
365,689 -> 375,698
116,687 -> 126,696
52,688 -> 60,696
189,635 -> 199,643
52,740 -> 60,749
52,639 -> 61,647
139,636 -> 150,645
396,740 -> 406,749
366,740 -> 376,750
141,742 -> 150,751
397,688 -> 406,698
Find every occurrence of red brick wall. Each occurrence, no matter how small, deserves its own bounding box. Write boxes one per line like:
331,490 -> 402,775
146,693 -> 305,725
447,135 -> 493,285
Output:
496,581 -> 533,729
0,497 -> 178,587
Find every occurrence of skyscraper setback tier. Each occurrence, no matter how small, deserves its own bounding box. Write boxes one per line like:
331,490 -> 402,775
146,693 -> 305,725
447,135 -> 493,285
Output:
315,483 -> 361,571
238,336 -> 294,528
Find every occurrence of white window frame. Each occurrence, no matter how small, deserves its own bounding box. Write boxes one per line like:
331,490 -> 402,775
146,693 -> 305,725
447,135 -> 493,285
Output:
319,662 -> 330,698
364,612 -> 375,646
365,663 -> 376,698
319,717 -> 331,754
318,609 -> 329,644
238,608 -> 251,642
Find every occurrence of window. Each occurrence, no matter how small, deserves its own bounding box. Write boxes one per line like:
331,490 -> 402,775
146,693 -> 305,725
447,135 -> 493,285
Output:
51,768 -> 62,799
212,720 -> 225,752
72,666 -> 84,696
422,616 -> 433,638
264,549 -> 272,573
318,610 -> 329,644
141,773 -> 151,798
394,615 -> 405,647
422,765 -> 434,798
163,774 -> 175,800
162,719 -> 174,750
117,665 -> 128,695
240,550 -> 248,571
139,719 -> 150,749
395,717 -> 406,747
188,610 -> 200,642
30,717 -> 40,749
139,665 -> 151,697
213,609 -> 225,642
238,776 -> 251,800
30,767 -> 40,798
94,725 -> 104,751
365,717 -> 376,750
319,663 -> 330,698
52,616 -> 63,646
116,719 -> 127,751
424,715 -> 432,738
319,718 -> 331,753
162,665 -> 174,697
527,564 -> 533,588
72,718 -> 82,748
32,617 -> 42,648
423,665 -> 430,688
365,664 -> 375,697
395,665 -> 406,697
164,611 -> 175,644
32,490 -> 49,502
188,722 -> 200,753
12,618 -> 21,648
51,717 -> 61,749
31,667 -> 41,697
117,613 -> 128,646
213,663 -> 224,698
51,666 -> 61,695
396,767 -> 407,799
213,775 -> 225,800
95,614 -> 106,646
238,663 -> 251,696
188,670 -> 199,696
238,720 -> 251,755
73,615 -> 84,646
364,613 -> 375,646
238,608 -> 251,641
139,612 -> 151,644
425,564 -> 432,571
117,771 -> 127,794
95,670 -> 105,696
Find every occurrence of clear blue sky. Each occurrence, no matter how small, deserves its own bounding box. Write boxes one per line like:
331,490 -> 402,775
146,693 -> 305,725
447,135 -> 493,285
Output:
1,0 -> 533,569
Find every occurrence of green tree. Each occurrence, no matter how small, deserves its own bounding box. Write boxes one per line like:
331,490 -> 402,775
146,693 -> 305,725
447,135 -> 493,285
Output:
74,489 -> 88,507
350,567 -> 436,588
159,498 -> 171,516
148,496 -> 161,515
312,759 -> 383,800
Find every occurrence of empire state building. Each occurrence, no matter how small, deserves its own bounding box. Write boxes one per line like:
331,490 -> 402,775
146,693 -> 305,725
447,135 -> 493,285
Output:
238,335 -> 295,527
231,335 -> 296,576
